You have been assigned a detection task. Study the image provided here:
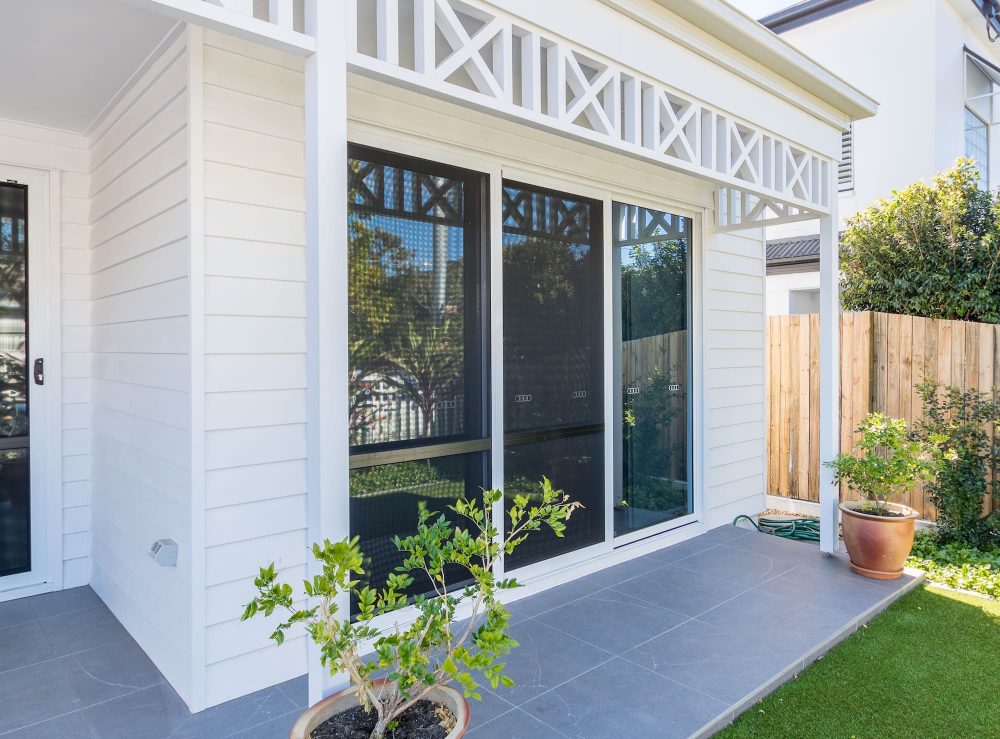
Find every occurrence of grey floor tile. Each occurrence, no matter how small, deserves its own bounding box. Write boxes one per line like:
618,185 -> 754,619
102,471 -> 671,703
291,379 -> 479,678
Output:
505,577 -> 604,621
724,530 -> 821,559
227,709 -> 300,739
0,620 -> 57,673
467,686 -> 517,727
0,599 -> 36,629
168,684 -> 298,739
468,707 -> 568,737
276,674 -> 309,711
756,564 -> 900,618
521,657 -> 729,739
580,555 -> 666,589
697,588 -> 849,645
620,618 -> 804,704
27,586 -> 104,619
534,590 -> 689,653
0,652 -> 145,733
698,525 -> 754,544
37,603 -> 129,656
72,638 -> 165,692
496,619 -> 613,706
672,543 -> 799,586
6,682 -> 191,739
610,564 -> 747,617
644,535 -> 721,564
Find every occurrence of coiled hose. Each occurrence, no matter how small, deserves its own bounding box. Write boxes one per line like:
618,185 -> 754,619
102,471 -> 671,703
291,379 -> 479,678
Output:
732,514 -> 821,542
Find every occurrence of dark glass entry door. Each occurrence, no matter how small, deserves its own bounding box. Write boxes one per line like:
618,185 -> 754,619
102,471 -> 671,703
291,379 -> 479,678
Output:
613,203 -> 693,537
502,183 -> 604,569
0,183 -> 30,578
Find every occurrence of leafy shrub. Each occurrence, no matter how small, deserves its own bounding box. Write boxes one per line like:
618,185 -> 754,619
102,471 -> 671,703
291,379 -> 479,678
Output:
826,413 -> 941,515
907,530 -> 1000,598
840,159 -> 1000,323
913,381 -> 1000,549
242,479 -> 580,739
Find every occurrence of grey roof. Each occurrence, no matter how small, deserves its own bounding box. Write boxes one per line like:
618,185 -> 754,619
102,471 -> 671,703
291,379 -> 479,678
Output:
766,235 -> 821,262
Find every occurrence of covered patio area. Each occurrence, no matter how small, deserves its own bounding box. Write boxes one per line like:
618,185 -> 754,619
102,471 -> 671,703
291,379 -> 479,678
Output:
0,524 -> 919,738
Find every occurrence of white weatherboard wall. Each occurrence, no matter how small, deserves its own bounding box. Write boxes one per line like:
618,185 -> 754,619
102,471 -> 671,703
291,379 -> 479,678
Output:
0,119 -> 91,589
702,229 -> 767,526
87,32 -> 195,704
198,29 -> 309,707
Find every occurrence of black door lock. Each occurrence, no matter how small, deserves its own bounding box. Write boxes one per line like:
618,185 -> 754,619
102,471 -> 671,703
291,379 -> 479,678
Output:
33,358 -> 44,386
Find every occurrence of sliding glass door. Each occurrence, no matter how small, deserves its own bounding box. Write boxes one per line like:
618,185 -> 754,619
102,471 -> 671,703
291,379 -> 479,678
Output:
501,183 -> 604,569
613,203 -> 693,538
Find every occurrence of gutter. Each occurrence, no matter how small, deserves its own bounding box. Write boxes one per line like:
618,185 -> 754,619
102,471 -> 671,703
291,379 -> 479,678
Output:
760,0 -> 875,34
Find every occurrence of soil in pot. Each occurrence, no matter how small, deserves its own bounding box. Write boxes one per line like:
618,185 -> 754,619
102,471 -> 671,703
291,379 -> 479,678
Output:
310,700 -> 456,739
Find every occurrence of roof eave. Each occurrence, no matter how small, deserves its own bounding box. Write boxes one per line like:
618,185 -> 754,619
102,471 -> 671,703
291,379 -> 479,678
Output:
647,0 -> 878,121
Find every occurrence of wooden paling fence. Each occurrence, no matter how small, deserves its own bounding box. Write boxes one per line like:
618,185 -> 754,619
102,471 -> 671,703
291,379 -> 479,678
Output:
767,311 -> 1000,519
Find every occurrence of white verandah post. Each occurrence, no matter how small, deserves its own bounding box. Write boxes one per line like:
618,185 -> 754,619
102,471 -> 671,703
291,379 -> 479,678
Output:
818,193 -> 840,554
304,0 -> 350,704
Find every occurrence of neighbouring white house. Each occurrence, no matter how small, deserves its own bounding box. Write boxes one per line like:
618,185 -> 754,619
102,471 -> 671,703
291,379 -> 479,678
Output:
758,0 -> 1000,314
0,0 -> 874,713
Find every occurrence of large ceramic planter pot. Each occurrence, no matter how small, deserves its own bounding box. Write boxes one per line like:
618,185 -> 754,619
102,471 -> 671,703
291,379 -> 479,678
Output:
289,679 -> 469,739
839,500 -> 918,580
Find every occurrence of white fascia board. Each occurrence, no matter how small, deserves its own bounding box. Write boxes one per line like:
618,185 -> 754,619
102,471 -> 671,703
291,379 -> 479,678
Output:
604,0 -> 878,123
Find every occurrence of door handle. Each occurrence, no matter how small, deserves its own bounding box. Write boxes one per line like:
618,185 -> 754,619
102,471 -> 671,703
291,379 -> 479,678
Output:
33,358 -> 44,386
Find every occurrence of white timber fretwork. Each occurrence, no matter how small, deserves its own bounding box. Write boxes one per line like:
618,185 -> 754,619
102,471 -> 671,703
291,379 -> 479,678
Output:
125,0 -> 315,56
348,0 -> 832,230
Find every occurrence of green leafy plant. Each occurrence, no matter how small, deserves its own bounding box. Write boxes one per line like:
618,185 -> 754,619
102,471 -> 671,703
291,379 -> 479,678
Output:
907,530 -> 1000,598
242,479 -> 581,739
913,381 -> 1000,549
840,158 -> 1000,323
827,413 -> 942,515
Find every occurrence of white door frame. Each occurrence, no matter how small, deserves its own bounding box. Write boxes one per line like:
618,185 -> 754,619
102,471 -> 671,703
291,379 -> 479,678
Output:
0,163 -> 63,602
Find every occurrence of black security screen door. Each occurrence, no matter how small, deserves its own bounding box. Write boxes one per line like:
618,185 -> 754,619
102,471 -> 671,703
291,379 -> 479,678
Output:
502,182 -> 604,569
613,202 -> 693,536
346,146 -> 489,609
0,183 -> 30,578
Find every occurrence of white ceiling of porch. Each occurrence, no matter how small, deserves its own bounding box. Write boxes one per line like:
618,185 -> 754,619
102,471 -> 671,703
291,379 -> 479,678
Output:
0,0 -> 177,133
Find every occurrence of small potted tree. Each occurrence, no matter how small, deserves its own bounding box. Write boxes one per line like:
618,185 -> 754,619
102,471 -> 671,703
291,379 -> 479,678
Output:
242,479 -> 580,739
827,413 -> 942,579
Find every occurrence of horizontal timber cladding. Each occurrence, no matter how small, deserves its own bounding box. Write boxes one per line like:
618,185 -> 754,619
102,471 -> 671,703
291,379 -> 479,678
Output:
200,28 -> 310,708
767,311 -> 1000,520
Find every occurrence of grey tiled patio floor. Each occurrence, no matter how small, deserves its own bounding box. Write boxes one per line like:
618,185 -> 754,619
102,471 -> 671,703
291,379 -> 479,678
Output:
0,525 -> 920,738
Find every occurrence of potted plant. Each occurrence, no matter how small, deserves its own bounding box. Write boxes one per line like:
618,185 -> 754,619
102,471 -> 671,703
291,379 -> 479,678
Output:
242,479 -> 580,739
827,413 -> 943,580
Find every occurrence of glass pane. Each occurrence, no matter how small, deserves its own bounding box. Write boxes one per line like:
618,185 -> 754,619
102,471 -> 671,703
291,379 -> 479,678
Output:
348,155 -> 478,447
503,433 -> 604,569
502,183 -> 604,568
0,184 -> 28,440
965,108 -> 989,186
613,203 -> 692,537
349,453 -> 486,610
0,445 -> 29,577
502,185 -> 601,431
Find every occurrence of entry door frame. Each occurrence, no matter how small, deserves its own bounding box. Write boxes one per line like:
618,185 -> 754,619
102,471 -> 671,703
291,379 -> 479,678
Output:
0,163 -> 63,602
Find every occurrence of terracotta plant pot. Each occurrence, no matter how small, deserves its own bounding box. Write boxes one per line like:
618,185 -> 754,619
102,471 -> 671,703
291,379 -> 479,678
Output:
839,500 -> 918,580
289,679 -> 469,739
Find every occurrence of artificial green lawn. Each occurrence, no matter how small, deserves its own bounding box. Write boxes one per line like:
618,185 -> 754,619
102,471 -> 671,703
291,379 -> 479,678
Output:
719,586 -> 1000,738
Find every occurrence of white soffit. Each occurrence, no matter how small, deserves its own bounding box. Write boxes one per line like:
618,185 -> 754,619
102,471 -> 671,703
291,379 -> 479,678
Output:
0,0 -> 178,133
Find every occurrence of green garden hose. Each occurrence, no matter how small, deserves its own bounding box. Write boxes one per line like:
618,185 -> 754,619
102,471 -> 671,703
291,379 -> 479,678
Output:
732,514 -> 821,542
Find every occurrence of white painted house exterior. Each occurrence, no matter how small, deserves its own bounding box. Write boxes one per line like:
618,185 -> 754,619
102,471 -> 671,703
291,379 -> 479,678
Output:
756,0 -> 1000,314
0,0 -> 874,713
